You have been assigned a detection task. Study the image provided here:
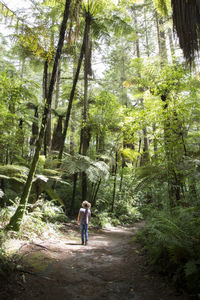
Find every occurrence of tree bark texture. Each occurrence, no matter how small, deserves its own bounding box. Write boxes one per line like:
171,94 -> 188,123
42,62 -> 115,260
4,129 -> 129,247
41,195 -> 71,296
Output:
81,13 -> 92,202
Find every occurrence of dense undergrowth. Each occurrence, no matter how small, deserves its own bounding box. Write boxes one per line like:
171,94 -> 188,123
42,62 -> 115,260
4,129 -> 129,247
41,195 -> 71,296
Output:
137,205 -> 200,298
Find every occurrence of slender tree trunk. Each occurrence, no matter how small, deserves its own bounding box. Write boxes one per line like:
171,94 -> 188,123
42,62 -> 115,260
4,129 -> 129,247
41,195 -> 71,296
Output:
70,132 -> 82,214
168,28 -> 175,63
51,115 -> 63,151
44,111 -> 52,156
155,12 -> 168,63
91,179 -> 101,207
6,0 -> 72,231
136,137 -> 142,168
30,106 -> 39,149
140,126 -> 149,166
51,65 -> 62,152
133,6 -> 140,58
81,13 -> 92,201
144,4 -> 150,57
58,17 -> 89,160
153,123 -> 158,159
55,64 -> 61,110
44,60 -> 51,157
119,163 -> 124,193
70,173 -> 78,214
111,151 -> 118,212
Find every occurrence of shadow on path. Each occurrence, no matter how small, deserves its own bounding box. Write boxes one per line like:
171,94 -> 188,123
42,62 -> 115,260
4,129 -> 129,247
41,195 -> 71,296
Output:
11,223 -> 189,300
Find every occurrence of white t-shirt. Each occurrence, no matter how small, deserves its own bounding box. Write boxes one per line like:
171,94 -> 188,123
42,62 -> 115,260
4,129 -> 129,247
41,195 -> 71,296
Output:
79,208 -> 91,224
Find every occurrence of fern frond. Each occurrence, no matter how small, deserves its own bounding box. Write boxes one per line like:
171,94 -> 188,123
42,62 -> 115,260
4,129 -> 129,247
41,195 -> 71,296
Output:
0,189 -> 4,198
134,165 -> 166,193
61,153 -> 109,182
44,185 -> 65,206
0,165 -> 29,184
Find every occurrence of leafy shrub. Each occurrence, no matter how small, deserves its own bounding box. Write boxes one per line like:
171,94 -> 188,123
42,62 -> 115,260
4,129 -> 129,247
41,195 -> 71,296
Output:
40,200 -> 69,223
91,211 -> 113,228
137,206 -> 200,296
91,205 -> 142,228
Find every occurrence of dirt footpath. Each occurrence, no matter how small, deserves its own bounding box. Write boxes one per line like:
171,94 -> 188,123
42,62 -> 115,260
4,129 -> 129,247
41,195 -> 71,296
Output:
4,223 -> 189,300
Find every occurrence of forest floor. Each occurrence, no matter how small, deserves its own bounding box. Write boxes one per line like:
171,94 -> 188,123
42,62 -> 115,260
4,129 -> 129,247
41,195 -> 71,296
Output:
1,222 -> 190,300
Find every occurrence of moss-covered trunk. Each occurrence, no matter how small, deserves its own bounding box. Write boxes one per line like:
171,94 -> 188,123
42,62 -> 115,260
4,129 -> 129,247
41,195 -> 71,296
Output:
6,0 -> 71,231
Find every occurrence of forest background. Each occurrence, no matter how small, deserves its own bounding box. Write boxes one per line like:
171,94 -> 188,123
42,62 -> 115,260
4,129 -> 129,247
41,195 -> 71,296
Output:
0,0 -> 200,297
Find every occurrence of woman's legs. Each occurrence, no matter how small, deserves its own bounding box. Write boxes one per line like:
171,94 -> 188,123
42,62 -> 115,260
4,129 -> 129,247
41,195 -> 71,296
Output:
80,224 -> 85,244
85,224 -> 88,244
80,224 -> 88,245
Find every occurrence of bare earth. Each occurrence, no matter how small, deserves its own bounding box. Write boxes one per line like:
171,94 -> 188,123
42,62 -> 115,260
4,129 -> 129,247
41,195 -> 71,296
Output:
2,223 -> 189,300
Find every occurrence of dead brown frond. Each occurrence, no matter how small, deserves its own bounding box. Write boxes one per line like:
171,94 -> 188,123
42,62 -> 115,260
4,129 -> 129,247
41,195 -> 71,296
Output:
171,0 -> 200,65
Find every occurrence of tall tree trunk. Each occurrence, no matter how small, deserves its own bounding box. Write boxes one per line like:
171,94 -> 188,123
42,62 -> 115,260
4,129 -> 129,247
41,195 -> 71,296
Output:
70,133 -> 82,215
51,115 -> 63,151
44,110 -> 52,156
111,151 -> 118,212
167,28 -> 175,63
119,162 -> 124,193
81,13 -> 92,201
140,126 -> 149,166
155,12 -> 168,63
55,65 -> 61,110
30,105 -> 39,149
6,0 -> 72,231
91,179 -> 101,207
44,60 -> 51,157
58,17 -> 89,160
144,4 -> 150,57
136,137 -> 142,168
153,123 -> 158,160
51,64 -> 62,152
133,6 -> 140,58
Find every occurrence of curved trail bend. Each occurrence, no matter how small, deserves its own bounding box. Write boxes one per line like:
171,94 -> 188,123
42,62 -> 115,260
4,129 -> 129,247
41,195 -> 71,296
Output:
11,223 -> 188,300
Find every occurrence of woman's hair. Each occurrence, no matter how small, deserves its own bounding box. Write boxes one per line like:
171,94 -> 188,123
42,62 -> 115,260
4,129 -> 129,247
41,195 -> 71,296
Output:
82,200 -> 91,208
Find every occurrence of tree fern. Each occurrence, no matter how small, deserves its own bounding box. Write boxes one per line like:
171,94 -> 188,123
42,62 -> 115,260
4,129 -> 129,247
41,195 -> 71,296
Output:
0,165 -> 29,184
61,153 -> 109,182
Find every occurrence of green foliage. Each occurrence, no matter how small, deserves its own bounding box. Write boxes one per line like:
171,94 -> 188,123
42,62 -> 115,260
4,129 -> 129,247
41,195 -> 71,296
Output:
31,199 -> 69,223
0,65 -> 39,164
62,153 -> 109,182
137,206 -> 200,295
91,204 -> 142,228
1,198 -> 68,237
90,211 -> 113,228
0,165 -> 29,184
152,0 -> 171,16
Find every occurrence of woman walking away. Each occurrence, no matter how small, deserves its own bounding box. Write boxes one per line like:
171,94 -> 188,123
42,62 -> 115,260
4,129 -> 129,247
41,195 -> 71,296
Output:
77,201 -> 91,245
